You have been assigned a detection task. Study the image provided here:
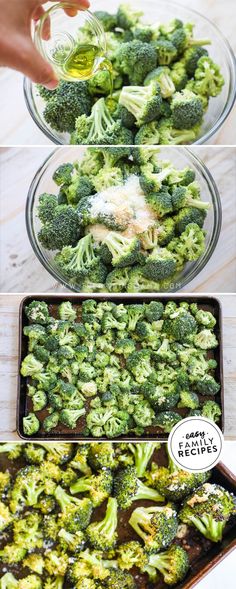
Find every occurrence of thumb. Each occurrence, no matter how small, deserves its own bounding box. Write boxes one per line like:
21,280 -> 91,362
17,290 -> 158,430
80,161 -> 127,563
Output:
14,38 -> 59,89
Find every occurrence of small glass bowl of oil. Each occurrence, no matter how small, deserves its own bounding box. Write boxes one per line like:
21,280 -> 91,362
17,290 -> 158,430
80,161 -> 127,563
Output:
34,2 -> 107,81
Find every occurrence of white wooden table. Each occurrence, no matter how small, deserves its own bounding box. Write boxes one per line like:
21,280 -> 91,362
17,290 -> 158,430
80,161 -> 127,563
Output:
0,146 -> 235,293
0,0 -> 235,145
0,293 -> 235,440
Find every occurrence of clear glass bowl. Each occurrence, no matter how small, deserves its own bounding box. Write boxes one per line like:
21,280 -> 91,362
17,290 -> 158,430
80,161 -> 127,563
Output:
24,0 -> 236,145
34,3 -> 106,82
26,146 -> 222,292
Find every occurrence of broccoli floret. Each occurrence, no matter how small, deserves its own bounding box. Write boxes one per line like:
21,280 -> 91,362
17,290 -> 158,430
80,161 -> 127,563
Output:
195,374 -> 220,395
133,25 -> 153,43
143,247 -> 176,280
127,266 -> 163,292
158,117 -> 197,145
145,301 -> 164,322
103,232 -> 141,268
171,185 -> 209,211
30,389 -> 47,412
178,390 -> 199,409
117,4 -> 143,29
149,452 -> 210,500
55,234 -> 100,281
155,411 -> 182,432
127,443 -> 160,478
43,412 -> 59,432
59,408 -> 85,429
195,309 -> 216,329
135,120 -> 160,144
86,497 -> 118,550
119,83 -> 162,126
129,503 -> 178,553
194,329 -> 218,350
201,400 -> 222,422
43,577 -> 64,589
53,162 -> 74,187
104,569 -> 136,589
168,223 -> 206,261
170,60 -> 188,90
23,324 -> 47,352
174,206 -> 206,232
116,40 -> 157,85
141,380 -> 179,411
66,173 -> 94,205
139,162 -> 172,194
55,485 -> 93,531
184,46 -> 209,76
144,544 -> 189,585
23,413 -> 40,436
38,204 -> 81,250
171,89 -> 204,129
114,466 -> 164,509
92,166 -> 124,194
154,39 -> 177,66
43,81 -> 92,133
194,56 -> 224,97
179,483 -> 235,542
58,528 -> 85,552
144,66 -> 175,98
164,309 -> 197,341
126,349 -> 153,383
88,70 -> 114,96
72,97 -> 133,145
58,301 -> 76,322
93,10 -> 117,31
106,268 -> 130,293
70,469 -> 113,506
37,193 -> 58,225
25,300 -> 50,325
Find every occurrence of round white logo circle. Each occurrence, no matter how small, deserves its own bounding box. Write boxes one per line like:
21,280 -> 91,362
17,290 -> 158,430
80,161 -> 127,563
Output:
167,416 -> 224,473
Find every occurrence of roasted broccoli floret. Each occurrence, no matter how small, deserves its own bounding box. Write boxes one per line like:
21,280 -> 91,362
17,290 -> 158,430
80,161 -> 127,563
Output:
114,466 -> 164,509
149,452 -> 210,500
143,544 -> 189,585
86,497 -> 118,550
70,469 -> 113,506
117,541 -> 148,571
55,485 -> 93,531
179,483 -> 235,542
129,503 -> 178,553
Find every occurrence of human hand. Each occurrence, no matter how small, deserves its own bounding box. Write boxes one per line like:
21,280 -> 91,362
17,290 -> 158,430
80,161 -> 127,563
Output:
0,0 -> 90,89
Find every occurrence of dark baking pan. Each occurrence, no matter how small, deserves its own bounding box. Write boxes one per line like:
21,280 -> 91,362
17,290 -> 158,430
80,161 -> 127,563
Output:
17,294 -> 224,441
0,444 -> 235,589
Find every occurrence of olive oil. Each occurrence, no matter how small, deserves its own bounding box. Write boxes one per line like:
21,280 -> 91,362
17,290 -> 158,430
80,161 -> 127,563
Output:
61,43 -> 114,94
63,43 -> 102,79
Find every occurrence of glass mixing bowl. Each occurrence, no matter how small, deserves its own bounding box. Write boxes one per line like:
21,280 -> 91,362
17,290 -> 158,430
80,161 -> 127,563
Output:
24,0 -> 236,145
26,146 -> 222,292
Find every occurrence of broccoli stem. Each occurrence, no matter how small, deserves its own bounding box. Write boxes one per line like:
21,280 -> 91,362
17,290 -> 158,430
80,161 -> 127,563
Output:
190,514 -> 225,542
94,497 -> 118,538
129,443 -> 159,477
135,480 -> 164,502
189,38 -> 212,47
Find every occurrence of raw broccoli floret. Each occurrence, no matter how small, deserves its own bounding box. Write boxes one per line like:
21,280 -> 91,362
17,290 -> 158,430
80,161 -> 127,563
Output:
43,81 -> 92,133
170,60 -> 188,90
168,223 -> 206,261
106,267 -> 130,293
155,411 -> 182,432
53,163 -> 74,187
145,301 -> 164,322
143,544 -> 189,585
171,185 -> 209,211
143,247 -> 176,280
144,66 -> 175,98
103,232 -> 140,268
55,234 -> 100,281
164,309 -> 197,341
127,267 -> 163,292
116,40 -> 157,85
92,166 -> 124,194
126,349 -> 153,383
58,301 -> 76,322
117,4 -> 143,29
184,46 -> 209,76
59,408 -> 85,429
88,70 -> 114,96
141,381 -> 179,411
194,56 -> 224,97
179,483 -> 235,542
38,204 -> 81,250
29,389 -> 47,412
201,400 -> 222,422
194,329 -> 218,350
25,300 -> 50,325
158,117 -> 197,145
72,97 -> 133,145
195,309 -> 216,328
133,25 -> 153,43
195,374 -> 220,395
135,121 -> 160,144
174,206 -> 207,232
129,504 -> 178,553
37,193 -> 58,225
86,497 -> 118,550
171,89 -> 204,129
140,162 -> 172,194
178,390 -> 199,409
93,10 -> 117,31
43,412 -> 59,432
154,39 -> 177,65
23,413 -> 40,436
119,83 -> 162,126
